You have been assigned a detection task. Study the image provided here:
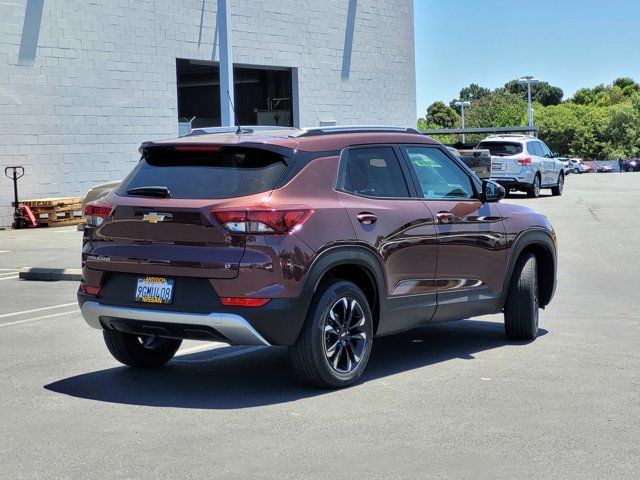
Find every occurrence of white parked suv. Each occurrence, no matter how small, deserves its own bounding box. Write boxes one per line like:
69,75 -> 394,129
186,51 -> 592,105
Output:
478,135 -> 565,198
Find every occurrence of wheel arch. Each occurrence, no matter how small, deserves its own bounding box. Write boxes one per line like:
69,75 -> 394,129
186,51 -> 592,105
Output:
301,246 -> 386,335
499,229 -> 557,311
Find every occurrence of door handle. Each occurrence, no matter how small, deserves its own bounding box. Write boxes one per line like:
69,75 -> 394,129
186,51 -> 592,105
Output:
357,212 -> 377,225
436,212 -> 454,224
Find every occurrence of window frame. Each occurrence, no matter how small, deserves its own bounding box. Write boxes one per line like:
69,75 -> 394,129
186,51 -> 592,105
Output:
397,144 -> 482,202
336,144 -> 419,200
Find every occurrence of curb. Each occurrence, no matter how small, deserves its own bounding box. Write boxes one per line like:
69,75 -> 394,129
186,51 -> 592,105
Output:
19,267 -> 82,281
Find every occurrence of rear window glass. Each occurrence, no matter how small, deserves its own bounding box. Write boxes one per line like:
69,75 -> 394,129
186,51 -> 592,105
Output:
477,141 -> 523,157
116,147 -> 288,199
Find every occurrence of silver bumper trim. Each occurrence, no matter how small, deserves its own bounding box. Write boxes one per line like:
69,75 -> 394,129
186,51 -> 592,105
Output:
80,301 -> 270,346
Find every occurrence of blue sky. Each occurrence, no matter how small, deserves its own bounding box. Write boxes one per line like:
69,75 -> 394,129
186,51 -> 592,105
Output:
414,0 -> 640,118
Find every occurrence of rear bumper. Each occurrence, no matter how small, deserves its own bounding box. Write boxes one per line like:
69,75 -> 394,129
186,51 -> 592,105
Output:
78,289 -> 312,346
491,177 -> 531,190
80,300 -> 271,346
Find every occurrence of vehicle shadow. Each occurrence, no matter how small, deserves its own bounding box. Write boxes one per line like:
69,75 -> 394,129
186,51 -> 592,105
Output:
44,320 -> 547,410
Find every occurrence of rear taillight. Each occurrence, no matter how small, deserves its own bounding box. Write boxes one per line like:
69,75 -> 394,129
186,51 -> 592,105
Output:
212,207 -> 313,234
220,297 -> 271,307
84,200 -> 113,227
517,157 -> 532,166
80,284 -> 101,295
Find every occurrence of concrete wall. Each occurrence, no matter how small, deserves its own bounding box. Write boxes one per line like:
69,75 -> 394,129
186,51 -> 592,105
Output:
0,0 -> 416,226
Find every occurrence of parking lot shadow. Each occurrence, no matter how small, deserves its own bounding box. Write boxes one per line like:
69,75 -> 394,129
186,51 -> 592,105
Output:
44,320 -> 547,410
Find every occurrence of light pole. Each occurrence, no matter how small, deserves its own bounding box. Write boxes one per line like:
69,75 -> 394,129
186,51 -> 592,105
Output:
518,76 -> 540,130
454,101 -> 471,143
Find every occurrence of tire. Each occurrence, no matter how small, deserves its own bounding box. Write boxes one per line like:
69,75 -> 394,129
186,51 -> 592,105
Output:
103,330 -> 182,368
289,280 -> 374,388
574,168 -> 580,174
504,253 -> 539,341
527,174 -> 541,198
551,172 -> 564,196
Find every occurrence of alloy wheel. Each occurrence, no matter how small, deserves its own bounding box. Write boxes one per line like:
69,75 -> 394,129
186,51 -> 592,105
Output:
324,297 -> 368,373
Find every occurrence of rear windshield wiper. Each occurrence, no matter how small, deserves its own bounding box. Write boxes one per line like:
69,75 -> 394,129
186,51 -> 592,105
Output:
126,186 -> 171,198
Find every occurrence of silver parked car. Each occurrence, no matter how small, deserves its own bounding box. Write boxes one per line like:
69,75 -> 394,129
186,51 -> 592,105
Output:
478,135 -> 565,198
77,180 -> 121,229
568,158 -> 587,174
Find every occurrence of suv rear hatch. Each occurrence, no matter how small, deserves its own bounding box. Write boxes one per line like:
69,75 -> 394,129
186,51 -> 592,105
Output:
478,141 -> 524,175
84,145 -> 289,281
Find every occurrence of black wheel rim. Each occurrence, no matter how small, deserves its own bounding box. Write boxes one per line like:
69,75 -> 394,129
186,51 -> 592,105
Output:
324,297 -> 367,374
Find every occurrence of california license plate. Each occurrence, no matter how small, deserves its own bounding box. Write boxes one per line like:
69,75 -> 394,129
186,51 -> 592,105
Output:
135,276 -> 174,304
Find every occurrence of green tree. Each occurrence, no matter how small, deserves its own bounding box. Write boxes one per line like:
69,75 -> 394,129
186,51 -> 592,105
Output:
503,79 -> 564,106
425,101 -> 459,128
450,83 -> 491,106
464,92 -> 528,129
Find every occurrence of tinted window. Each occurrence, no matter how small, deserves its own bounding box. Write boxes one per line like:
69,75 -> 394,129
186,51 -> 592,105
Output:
116,147 -> 287,199
528,142 -> 543,157
404,146 -> 475,200
477,141 -> 523,156
526,142 -> 537,156
342,147 -> 409,198
539,142 -> 552,157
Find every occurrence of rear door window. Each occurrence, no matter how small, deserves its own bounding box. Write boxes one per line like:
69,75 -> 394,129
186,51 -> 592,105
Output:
538,142 -> 552,157
477,141 -> 523,157
529,142 -> 544,157
116,147 -> 288,199
341,147 -> 410,198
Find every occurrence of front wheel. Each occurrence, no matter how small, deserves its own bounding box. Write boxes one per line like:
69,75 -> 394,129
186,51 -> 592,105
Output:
289,280 -> 373,388
103,331 -> 182,368
504,253 -> 539,341
551,172 -> 564,196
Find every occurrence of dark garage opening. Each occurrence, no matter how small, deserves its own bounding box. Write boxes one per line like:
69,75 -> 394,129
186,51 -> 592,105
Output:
176,58 -> 294,130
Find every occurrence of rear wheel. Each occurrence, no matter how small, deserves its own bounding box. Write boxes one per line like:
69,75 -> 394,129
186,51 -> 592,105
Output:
504,253 -> 539,341
289,280 -> 373,388
551,172 -> 564,196
103,331 -> 182,368
527,174 -> 541,198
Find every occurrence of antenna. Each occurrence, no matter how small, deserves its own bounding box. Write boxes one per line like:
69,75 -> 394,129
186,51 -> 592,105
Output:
227,90 -> 241,134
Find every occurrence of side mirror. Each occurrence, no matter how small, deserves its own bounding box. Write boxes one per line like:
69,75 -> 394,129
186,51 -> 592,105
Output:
481,180 -> 506,203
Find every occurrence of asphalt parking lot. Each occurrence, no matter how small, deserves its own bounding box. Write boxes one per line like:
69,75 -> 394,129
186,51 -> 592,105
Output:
1,173 -> 639,479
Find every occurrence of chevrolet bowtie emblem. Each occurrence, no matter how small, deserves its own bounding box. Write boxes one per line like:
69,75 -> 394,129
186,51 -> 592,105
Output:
142,212 -> 171,223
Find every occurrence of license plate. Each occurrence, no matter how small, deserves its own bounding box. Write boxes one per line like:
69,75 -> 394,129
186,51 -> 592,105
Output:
492,162 -> 503,171
135,276 -> 174,304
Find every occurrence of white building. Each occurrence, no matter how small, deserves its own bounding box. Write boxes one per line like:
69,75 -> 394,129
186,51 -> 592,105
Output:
0,0 -> 416,226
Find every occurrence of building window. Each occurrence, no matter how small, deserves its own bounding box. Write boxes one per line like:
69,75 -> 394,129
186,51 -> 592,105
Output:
176,59 -> 294,130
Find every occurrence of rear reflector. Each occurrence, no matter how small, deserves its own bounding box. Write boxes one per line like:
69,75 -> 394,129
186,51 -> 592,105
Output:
220,297 -> 271,307
212,207 -> 313,234
84,199 -> 113,227
80,284 -> 101,295
517,157 -> 533,166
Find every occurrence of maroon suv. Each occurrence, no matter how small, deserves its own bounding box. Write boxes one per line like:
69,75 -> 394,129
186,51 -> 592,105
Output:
78,126 -> 557,388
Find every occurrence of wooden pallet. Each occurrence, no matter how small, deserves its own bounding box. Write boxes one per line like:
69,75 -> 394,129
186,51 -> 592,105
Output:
12,196 -> 84,227
15,197 -> 83,208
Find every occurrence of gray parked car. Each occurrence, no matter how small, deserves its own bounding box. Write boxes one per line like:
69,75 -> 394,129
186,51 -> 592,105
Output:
78,180 -> 121,229
478,135 -> 565,198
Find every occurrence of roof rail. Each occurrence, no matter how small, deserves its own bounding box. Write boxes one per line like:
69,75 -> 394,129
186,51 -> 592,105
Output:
295,125 -> 421,137
186,125 -> 298,136
485,133 -> 538,139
